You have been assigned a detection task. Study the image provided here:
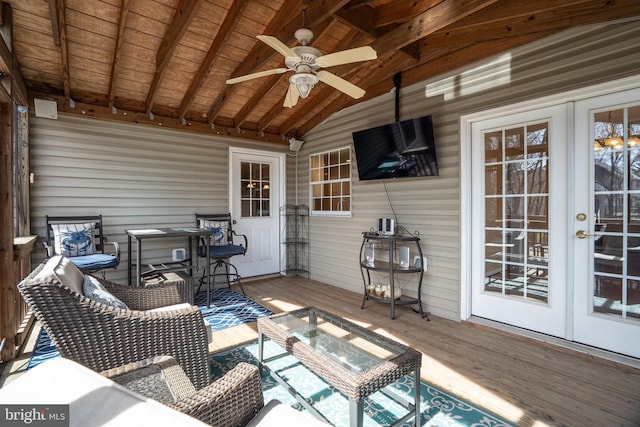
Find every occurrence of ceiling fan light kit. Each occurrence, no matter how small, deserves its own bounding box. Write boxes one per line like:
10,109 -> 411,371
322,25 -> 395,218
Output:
289,73 -> 317,99
225,26 -> 377,107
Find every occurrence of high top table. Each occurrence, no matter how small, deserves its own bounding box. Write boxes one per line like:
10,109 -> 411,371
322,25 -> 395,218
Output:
257,306 -> 422,427
126,227 -> 211,304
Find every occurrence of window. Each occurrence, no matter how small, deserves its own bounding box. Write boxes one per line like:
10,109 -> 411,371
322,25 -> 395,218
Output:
309,147 -> 351,215
240,161 -> 270,217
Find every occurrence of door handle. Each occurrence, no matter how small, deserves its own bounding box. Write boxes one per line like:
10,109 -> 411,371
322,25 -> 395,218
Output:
576,230 -> 590,239
232,219 -> 237,225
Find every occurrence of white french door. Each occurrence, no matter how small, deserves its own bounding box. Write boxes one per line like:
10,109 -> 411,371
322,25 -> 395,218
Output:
470,105 -> 569,337
468,84 -> 640,358
229,148 -> 285,278
573,89 -> 640,358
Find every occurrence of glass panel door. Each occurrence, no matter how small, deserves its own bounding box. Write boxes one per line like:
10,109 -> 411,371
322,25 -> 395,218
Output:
573,89 -> 640,358
471,104 -> 567,337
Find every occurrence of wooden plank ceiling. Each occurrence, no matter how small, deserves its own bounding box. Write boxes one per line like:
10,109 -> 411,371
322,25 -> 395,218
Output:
5,0 -> 640,145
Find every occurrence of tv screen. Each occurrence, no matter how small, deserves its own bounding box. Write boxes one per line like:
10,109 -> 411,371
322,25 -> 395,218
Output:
352,115 -> 438,181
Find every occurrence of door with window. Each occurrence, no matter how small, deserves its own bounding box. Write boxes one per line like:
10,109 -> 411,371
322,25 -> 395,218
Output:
229,148 -> 284,278
573,90 -> 640,358
471,105 -> 568,337
470,88 -> 640,358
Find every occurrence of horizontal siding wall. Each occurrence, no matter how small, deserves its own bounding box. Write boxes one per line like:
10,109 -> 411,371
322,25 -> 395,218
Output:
298,18 -> 640,321
29,115 -> 287,283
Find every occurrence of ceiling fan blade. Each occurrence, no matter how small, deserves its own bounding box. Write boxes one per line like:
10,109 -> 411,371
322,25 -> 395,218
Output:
316,70 -> 365,99
257,35 -> 299,59
226,68 -> 290,84
283,83 -> 299,108
315,46 -> 377,68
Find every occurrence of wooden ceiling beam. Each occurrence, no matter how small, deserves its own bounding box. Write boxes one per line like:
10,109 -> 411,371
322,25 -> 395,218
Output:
297,32 -> 550,137
207,0 -> 350,124
178,0 -> 249,120
423,0 -> 640,50
0,3 -> 27,106
49,0 -> 70,100
333,8 -> 419,59
33,92 -> 287,146
108,0 -> 131,109
370,0 -> 499,54
47,0 -> 61,46
373,0 -> 445,27
145,0 -> 204,114
442,0 -> 601,31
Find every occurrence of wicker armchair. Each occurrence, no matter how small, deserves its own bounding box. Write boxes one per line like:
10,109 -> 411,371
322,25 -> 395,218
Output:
18,256 -> 211,390
103,356 -> 265,427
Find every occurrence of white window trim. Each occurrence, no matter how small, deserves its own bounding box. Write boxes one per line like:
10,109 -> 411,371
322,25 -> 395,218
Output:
309,145 -> 352,217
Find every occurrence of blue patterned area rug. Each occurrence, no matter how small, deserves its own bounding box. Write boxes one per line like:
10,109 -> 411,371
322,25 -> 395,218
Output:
211,340 -> 516,427
27,288 -> 272,370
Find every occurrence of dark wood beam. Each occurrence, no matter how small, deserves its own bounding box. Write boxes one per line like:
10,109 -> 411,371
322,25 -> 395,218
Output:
373,0 -> 445,27
423,0 -> 640,50
108,0 -> 131,109
370,0 -> 499,54
178,0 -> 249,120
31,92 -> 288,146
297,32 -> 548,137
0,3 -> 27,106
206,0 -> 350,124
52,0 -> 70,100
333,8 -> 419,59
47,0 -> 61,47
145,0 -> 204,114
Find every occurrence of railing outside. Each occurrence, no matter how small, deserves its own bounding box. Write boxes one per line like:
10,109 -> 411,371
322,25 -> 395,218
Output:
0,236 -> 37,362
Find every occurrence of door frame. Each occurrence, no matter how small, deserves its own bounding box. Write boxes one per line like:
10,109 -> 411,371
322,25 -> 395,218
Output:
228,146 -> 287,274
461,75 -> 640,323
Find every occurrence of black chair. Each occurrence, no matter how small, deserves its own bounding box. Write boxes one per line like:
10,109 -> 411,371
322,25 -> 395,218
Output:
43,215 -> 120,277
195,213 -> 247,297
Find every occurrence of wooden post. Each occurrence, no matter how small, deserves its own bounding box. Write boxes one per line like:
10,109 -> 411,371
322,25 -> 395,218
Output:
0,101 -> 15,361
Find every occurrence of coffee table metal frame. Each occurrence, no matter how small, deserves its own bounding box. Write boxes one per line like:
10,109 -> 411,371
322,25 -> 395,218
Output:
257,306 -> 422,427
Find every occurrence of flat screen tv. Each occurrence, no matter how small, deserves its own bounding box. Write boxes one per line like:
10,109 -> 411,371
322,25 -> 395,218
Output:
352,115 -> 438,181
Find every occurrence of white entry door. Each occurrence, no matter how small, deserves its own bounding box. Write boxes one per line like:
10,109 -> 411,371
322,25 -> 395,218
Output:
470,104 -> 569,337
229,148 -> 285,278
573,89 -> 640,358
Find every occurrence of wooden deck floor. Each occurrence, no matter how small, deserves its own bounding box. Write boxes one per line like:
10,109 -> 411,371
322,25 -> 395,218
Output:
3,275 -> 639,426
216,276 -> 640,427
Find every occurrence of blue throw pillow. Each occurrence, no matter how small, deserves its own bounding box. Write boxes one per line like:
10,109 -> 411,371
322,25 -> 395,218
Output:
82,275 -> 128,309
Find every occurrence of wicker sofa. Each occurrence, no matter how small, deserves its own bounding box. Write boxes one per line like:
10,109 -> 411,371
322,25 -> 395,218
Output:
18,255 -> 210,390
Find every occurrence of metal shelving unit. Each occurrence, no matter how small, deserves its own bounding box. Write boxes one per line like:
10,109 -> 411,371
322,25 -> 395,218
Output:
280,204 -> 309,277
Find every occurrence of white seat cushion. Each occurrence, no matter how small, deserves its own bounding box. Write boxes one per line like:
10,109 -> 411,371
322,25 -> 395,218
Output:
246,399 -> 330,427
0,358 -> 209,427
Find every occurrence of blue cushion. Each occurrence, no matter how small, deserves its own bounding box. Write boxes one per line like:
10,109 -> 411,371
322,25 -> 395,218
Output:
197,244 -> 245,258
69,254 -> 118,272
82,275 -> 128,309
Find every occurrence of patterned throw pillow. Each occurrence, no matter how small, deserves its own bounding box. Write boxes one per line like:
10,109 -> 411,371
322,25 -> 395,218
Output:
51,223 -> 96,257
198,220 -> 229,246
82,275 -> 128,309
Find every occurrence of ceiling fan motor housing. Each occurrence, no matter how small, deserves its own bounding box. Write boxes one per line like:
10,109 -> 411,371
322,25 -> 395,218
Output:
286,46 -> 322,72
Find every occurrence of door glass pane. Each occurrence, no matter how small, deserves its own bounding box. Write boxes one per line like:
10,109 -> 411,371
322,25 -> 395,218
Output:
240,161 -> 271,218
484,123 -> 550,303
592,105 -> 640,321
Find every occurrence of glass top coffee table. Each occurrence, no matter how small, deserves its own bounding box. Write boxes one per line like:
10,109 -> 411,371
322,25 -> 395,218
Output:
257,307 -> 421,427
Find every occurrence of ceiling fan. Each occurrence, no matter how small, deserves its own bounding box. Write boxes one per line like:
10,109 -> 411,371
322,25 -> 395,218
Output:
226,27 -> 377,108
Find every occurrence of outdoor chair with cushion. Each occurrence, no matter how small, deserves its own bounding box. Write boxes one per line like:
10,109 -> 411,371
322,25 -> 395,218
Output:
196,213 -> 248,299
43,214 -> 120,276
17,255 -> 211,390
1,356 -> 329,427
